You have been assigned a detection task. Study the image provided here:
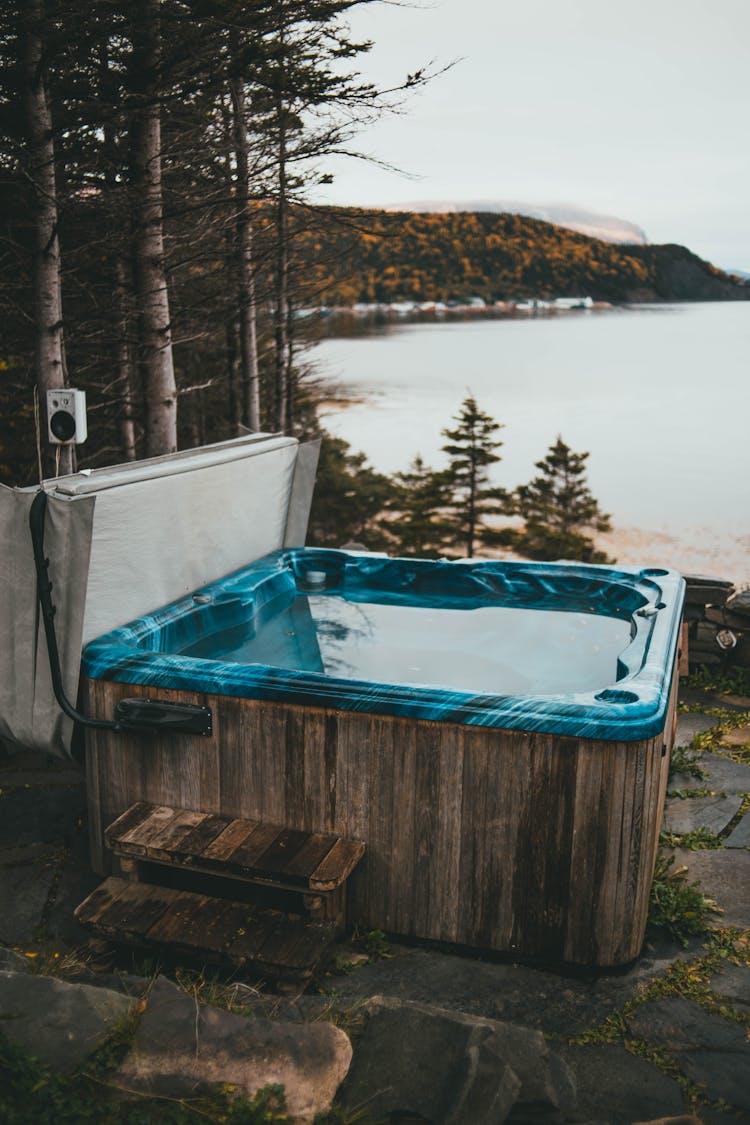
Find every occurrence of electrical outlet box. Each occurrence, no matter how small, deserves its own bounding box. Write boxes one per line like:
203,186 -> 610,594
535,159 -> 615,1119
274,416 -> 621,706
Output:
46,388 -> 88,445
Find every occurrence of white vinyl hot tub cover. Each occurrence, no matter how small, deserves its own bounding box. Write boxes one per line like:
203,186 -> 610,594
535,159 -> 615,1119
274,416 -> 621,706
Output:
0,434 -> 319,758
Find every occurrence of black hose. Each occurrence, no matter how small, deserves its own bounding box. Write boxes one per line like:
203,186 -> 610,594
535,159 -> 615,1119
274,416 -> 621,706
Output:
29,489 -> 120,732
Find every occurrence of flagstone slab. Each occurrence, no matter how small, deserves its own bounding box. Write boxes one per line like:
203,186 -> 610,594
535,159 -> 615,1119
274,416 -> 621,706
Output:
626,998 -> 750,1112
722,723 -> 750,747
669,848 -> 750,929
670,752 -> 750,795
662,795 -> 742,836
674,713 -> 717,748
559,1042 -> 685,1125
725,813 -> 750,849
709,963 -> 750,1011
0,859 -> 57,945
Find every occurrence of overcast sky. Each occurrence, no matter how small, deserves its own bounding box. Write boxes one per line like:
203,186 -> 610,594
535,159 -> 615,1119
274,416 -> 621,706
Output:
314,0 -> 750,270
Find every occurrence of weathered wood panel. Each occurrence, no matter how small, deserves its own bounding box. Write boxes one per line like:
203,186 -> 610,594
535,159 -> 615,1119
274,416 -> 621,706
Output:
107,801 -> 364,890
83,657 -> 679,967
75,876 -> 336,976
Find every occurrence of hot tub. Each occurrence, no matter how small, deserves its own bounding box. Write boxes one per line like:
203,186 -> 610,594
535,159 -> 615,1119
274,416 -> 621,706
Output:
82,549 -> 684,966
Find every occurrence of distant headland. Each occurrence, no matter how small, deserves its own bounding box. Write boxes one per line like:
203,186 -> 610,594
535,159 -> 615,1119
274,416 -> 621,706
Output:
298,207 -> 750,307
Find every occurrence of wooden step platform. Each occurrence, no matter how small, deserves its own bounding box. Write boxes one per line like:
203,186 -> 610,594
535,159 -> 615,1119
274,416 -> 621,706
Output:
76,803 -> 367,982
75,877 -> 337,979
105,802 -> 366,893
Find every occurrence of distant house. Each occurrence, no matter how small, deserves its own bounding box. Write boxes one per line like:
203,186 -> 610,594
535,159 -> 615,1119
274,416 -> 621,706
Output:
552,296 -> 594,309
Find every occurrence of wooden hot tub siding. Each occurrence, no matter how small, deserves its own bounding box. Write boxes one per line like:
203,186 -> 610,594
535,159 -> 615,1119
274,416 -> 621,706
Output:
83,662 -> 677,968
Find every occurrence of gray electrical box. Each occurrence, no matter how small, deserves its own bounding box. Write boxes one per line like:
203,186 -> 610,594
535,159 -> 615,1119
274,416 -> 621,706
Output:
46,389 -> 88,445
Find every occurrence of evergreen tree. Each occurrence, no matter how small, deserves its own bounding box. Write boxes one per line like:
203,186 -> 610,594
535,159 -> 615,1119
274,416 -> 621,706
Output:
306,430 -> 396,549
18,0 -> 75,476
388,455 -> 453,558
441,395 -> 509,557
515,435 -> 613,562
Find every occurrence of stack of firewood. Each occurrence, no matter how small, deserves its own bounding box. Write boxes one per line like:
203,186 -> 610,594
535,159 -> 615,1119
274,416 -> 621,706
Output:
683,576 -> 750,672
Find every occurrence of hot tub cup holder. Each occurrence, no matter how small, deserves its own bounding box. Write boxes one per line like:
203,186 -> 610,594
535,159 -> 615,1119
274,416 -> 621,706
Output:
595,688 -> 640,705
300,569 -> 328,590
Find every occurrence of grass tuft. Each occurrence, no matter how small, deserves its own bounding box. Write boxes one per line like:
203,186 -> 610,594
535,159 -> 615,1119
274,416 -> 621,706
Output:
684,667 -> 750,697
658,827 -> 723,851
647,851 -> 721,945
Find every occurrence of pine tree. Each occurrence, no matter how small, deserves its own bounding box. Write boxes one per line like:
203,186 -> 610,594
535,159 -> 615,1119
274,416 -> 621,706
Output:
515,435 -> 613,562
306,430 -> 397,549
389,455 -> 453,558
441,395 -> 509,557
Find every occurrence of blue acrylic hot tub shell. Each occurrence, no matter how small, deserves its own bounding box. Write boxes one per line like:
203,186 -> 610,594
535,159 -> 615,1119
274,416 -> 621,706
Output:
82,550 -> 685,742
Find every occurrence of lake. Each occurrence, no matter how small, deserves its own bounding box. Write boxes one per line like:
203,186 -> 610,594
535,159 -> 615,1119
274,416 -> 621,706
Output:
310,303 -> 750,584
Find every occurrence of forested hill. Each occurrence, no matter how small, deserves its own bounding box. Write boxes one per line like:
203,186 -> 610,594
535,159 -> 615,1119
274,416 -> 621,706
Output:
301,208 -> 749,305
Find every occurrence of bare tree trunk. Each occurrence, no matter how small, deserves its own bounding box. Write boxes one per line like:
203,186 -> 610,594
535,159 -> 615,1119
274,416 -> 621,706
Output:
114,257 -> 137,460
226,316 -> 242,435
285,289 -> 295,431
228,34 -> 261,431
467,459 -> 477,557
101,46 -> 137,463
22,0 -> 74,477
130,0 -> 177,456
274,85 -> 289,434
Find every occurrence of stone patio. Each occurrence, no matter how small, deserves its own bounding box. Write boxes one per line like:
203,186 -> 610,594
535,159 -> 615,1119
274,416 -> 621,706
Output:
1,679 -> 749,1123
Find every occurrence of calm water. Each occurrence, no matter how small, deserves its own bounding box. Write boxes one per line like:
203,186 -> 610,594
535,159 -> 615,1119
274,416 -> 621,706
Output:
312,304 -> 750,581
184,591 -> 631,695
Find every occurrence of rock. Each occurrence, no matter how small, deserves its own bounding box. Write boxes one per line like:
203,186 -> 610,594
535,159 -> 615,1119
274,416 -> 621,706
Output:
709,962 -> 750,1010
0,947 -> 32,972
0,783 -> 85,850
661,795 -> 742,835
43,833 -> 101,946
732,637 -> 750,669
66,969 -> 154,997
0,970 -> 135,1073
0,857 -> 58,945
673,713 -> 717,748
631,1118 -> 702,1125
670,752 -> 750,794
626,997 -> 750,1112
721,723 -> 750,747
725,588 -> 750,620
338,996 -> 573,1125
559,1043 -> 685,1125
687,652 -> 722,668
336,947 -> 591,1036
693,622 -> 720,644
725,813 -> 750,849
669,848 -> 750,929
684,576 -> 734,607
720,693 -> 750,709
705,605 -> 750,631
117,976 -> 351,1122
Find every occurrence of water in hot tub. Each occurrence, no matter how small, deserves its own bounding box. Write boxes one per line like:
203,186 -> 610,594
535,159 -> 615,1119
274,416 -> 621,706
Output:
182,589 -> 633,696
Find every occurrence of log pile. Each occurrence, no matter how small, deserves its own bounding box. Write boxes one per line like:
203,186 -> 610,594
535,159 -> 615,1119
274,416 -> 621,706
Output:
683,577 -> 750,672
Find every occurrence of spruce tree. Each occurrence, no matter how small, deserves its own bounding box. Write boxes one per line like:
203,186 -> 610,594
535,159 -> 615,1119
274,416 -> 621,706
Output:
389,455 -> 453,558
306,431 -> 397,549
441,395 -> 509,557
515,435 -> 612,563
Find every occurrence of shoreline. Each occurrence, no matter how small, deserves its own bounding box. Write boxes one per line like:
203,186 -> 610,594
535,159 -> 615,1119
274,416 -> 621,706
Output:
450,523 -> 749,588
306,298 -> 619,338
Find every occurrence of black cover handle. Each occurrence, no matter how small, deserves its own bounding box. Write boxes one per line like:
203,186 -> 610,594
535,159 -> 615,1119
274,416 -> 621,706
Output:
115,698 -> 212,736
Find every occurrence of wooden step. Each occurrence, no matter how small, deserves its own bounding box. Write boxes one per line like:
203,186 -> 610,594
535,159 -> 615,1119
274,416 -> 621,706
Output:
105,802 -> 366,893
75,877 -> 336,979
